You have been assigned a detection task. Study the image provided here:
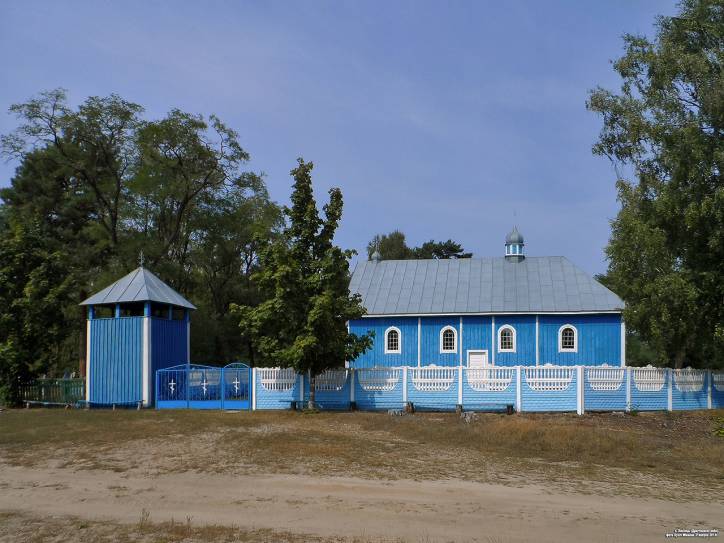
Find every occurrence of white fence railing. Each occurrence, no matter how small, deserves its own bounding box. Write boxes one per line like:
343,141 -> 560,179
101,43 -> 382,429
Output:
524,366 -> 574,392
258,368 -> 297,392
586,367 -> 625,391
632,366 -> 666,392
409,367 -> 456,392
314,369 -> 348,391
714,373 -> 724,392
466,367 -> 514,392
357,368 -> 401,392
673,368 -> 705,392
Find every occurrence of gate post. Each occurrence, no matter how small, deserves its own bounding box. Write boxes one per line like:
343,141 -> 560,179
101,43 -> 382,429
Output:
667,368 -> 673,411
155,370 -> 159,410
516,366 -> 522,412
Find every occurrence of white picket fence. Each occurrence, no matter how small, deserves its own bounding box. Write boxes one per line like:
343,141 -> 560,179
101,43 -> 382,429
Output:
258,368 -> 297,392
673,368 -> 705,392
632,366 -> 667,392
356,368 -> 401,391
247,365 -> 721,413
586,367 -> 625,391
314,369 -> 348,391
524,366 -> 575,392
409,367 -> 456,392
466,367 -> 514,392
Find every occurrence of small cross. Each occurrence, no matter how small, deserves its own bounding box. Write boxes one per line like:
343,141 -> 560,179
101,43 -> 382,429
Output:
232,377 -> 240,393
139,250 -> 145,267
201,378 -> 208,396
169,379 -> 176,394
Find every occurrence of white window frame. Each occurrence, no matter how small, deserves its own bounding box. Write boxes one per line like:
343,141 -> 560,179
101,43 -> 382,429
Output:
384,326 -> 402,354
558,324 -> 578,353
497,325 -> 516,353
439,325 -> 457,353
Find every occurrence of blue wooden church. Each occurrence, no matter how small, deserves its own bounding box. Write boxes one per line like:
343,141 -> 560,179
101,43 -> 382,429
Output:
348,228 -> 625,368
80,267 -> 195,407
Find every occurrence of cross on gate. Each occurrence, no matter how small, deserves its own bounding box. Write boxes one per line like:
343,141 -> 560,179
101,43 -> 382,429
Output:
201,377 -> 208,396
233,377 -> 240,393
169,379 -> 176,394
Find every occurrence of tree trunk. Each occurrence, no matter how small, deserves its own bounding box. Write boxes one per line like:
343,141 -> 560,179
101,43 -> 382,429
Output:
674,348 -> 686,369
308,373 -> 316,410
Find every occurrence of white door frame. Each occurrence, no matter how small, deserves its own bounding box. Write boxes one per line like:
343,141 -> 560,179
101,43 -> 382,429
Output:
467,349 -> 489,368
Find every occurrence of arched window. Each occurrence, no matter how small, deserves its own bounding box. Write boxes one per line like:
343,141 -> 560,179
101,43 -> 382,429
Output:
498,325 -> 516,352
558,325 -> 578,353
440,326 -> 457,353
384,326 -> 401,354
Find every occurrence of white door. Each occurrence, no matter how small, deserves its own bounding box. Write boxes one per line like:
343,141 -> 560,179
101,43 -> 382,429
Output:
467,350 -> 488,368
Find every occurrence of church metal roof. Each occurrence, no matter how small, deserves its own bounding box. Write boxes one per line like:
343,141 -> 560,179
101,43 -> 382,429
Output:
80,267 -> 196,309
349,257 -> 623,315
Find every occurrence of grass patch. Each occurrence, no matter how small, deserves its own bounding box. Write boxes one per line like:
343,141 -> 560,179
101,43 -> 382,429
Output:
1,408 -> 723,498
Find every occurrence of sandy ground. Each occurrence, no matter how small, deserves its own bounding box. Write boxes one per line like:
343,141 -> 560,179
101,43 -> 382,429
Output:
1,463 -> 720,542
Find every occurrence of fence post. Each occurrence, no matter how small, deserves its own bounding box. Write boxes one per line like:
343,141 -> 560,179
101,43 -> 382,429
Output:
299,373 -> 304,404
576,366 -> 584,415
516,366 -> 522,412
402,367 -> 408,407
625,367 -> 631,412
457,366 -> 463,407
707,370 -> 712,410
220,367 -> 225,411
155,370 -> 159,410
667,368 -> 673,412
350,369 -> 355,404
185,364 -> 190,409
251,367 -> 257,411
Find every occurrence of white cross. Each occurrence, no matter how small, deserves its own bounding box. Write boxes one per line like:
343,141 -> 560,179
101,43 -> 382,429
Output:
232,377 -> 240,393
169,379 -> 176,394
201,378 -> 208,396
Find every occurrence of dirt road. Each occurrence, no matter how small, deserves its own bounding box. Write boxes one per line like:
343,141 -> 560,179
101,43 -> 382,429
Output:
1,464 -> 719,542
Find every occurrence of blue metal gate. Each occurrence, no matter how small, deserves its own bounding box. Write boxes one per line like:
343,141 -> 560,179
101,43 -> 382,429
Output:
156,363 -> 251,410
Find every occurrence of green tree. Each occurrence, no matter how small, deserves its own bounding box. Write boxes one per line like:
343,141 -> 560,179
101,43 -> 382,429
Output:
412,239 -> 472,259
367,230 -> 412,259
367,231 -> 472,260
0,89 -> 282,397
0,222 -> 76,404
588,0 -> 723,368
234,159 -> 372,406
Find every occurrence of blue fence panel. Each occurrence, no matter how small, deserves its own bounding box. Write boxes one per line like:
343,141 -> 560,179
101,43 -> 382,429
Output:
406,367 -> 458,411
584,367 -> 627,411
521,366 -> 578,412
461,367 -> 517,410
713,373 -> 724,409
255,368 -> 301,409
302,369 -> 351,410
354,368 -> 405,410
671,369 -> 709,411
630,367 -> 669,411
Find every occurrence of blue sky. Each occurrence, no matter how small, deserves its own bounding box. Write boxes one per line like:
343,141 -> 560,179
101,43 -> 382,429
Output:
0,0 -> 677,275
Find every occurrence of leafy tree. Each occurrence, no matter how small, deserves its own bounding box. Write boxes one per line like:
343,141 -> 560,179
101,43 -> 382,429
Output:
367,231 -> 472,260
367,230 -> 412,259
0,222 -> 76,403
234,159 -> 372,406
0,89 -> 282,400
412,240 -> 472,259
588,0 -> 723,368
